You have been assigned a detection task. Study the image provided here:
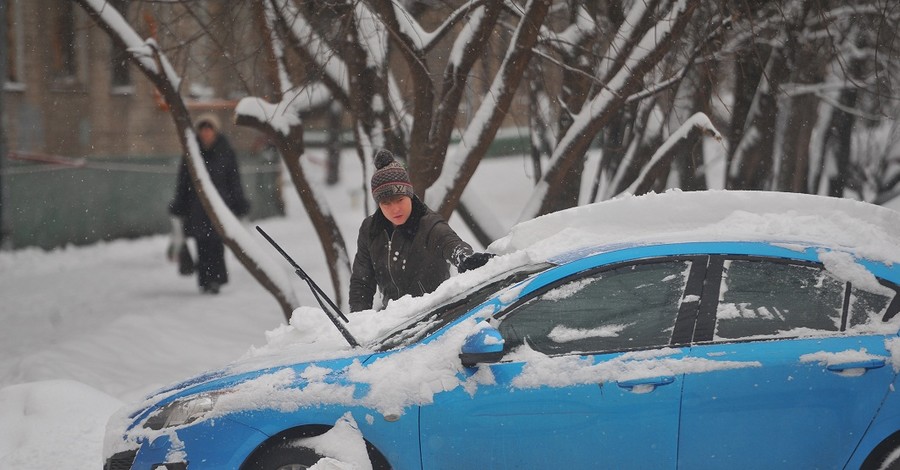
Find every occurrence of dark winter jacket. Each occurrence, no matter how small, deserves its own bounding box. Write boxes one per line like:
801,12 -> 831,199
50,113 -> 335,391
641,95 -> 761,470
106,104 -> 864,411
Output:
169,134 -> 249,237
349,196 -> 473,312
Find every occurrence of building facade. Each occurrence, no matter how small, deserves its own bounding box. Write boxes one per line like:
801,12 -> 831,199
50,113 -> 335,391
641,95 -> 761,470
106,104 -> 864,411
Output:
1,0 -> 282,249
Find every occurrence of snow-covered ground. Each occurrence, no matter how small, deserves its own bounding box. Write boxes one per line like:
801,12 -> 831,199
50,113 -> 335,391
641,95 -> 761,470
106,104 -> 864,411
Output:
4,147 -> 900,469
0,151 -> 533,469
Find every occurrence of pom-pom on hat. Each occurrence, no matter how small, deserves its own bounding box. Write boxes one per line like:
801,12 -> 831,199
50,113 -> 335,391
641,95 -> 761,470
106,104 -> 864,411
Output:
371,149 -> 415,203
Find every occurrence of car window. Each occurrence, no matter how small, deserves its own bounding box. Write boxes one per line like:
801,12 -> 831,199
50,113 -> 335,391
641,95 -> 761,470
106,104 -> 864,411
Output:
498,260 -> 692,355
848,284 -> 898,329
374,263 -> 553,351
714,260 -> 845,340
712,258 -> 900,341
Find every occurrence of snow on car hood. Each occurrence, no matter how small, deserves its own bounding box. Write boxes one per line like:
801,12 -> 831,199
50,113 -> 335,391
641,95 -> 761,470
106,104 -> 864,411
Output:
489,190 -> 900,265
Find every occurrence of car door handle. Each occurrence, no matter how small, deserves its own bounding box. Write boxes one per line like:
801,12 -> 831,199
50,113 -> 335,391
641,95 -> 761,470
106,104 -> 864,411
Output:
826,359 -> 886,372
616,376 -> 676,392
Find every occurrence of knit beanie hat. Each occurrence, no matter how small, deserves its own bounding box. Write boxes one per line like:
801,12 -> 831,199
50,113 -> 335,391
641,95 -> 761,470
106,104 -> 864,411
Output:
371,149 -> 415,203
195,112 -> 221,131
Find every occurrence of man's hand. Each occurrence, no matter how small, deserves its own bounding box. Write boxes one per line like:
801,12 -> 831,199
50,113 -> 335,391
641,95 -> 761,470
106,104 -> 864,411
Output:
459,252 -> 495,273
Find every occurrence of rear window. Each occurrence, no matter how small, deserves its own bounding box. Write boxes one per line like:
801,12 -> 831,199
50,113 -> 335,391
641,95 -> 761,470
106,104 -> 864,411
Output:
713,259 -> 898,341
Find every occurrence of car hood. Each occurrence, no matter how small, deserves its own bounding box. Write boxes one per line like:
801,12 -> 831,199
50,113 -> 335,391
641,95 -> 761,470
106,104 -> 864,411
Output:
127,352 -> 377,426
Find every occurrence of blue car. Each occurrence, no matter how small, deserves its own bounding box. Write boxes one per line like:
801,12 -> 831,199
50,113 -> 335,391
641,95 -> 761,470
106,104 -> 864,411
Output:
105,239 -> 900,469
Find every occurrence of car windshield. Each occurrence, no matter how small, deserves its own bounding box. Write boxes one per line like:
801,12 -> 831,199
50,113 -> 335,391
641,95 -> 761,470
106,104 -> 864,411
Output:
373,262 -> 553,351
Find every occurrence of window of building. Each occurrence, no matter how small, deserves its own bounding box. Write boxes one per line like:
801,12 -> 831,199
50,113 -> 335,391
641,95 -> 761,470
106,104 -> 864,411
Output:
109,0 -> 131,91
4,0 -> 24,90
52,1 -> 78,84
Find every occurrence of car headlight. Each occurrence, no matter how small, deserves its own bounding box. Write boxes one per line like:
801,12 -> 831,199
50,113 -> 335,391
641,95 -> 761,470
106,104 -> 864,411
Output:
143,391 -> 227,430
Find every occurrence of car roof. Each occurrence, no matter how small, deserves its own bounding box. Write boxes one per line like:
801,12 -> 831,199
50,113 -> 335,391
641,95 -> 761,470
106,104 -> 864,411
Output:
490,190 -> 900,268
547,239 -> 822,264
543,240 -> 900,285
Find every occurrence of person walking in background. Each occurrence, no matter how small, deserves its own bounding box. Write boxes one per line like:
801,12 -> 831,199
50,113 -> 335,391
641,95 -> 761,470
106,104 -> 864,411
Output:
169,113 -> 249,294
349,149 -> 493,312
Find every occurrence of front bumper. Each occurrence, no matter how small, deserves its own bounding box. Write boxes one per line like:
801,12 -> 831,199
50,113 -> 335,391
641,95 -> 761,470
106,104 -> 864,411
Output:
104,448 -> 187,470
104,416 -> 270,470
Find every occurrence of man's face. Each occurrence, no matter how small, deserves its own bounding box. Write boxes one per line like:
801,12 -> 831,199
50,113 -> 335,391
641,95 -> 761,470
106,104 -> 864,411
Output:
198,126 -> 217,149
379,195 -> 413,226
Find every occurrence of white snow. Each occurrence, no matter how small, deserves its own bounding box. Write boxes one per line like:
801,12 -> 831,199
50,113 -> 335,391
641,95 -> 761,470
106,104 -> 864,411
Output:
507,345 -> 761,389
819,250 -> 896,296
548,324 -> 631,343
2,149 -> 900,468
491,189 -> 900,266
800,349 -> 888,377
301,413 -> 372,470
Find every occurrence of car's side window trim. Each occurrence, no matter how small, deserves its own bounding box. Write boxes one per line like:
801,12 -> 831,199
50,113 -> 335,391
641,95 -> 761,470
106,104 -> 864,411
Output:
693,256 -> 724,343
493,255 -> 707,355
671,256 -> 709,346
840,282 -> 852,331
878,279 -> 900,322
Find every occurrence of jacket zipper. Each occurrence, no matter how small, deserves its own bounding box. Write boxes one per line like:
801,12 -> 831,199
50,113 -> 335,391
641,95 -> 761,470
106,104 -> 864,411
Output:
387,231 -> 400,297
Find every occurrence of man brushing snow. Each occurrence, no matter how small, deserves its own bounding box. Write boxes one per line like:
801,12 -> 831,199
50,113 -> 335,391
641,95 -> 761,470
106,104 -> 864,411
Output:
349,149 -> 492,312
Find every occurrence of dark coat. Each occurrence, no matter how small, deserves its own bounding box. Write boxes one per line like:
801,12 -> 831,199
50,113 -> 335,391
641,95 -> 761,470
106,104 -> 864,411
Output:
170,134 -> 249,237
349,196 -> 473,312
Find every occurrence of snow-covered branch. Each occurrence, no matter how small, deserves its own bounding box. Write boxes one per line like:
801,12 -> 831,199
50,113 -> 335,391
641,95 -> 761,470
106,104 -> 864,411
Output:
81,0 -> 182,90
236,85 -> 331,137
518,0 -> 701,221
426,0 -> 552,216
383,0 -> 485,53
621,113 -> 723,196
270,0 -> 350,98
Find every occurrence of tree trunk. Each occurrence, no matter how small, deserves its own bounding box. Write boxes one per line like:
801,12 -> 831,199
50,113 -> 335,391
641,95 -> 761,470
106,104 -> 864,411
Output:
725,46 -> 764,188
593,105 -> 635,201
527,61 -> 553,184
729,44 -> 788,190
776,37 -> 821,193
236,113 -> 351,310
543,1 -> 599,213
679,56 -> 715,191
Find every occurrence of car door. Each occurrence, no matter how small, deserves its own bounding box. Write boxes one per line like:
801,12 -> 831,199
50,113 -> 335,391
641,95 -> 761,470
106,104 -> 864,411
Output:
678,256 -> 900,469
419,257 -> 705,470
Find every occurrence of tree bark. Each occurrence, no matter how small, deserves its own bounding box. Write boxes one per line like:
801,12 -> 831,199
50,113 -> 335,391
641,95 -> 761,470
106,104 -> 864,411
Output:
776,35 -> 821,193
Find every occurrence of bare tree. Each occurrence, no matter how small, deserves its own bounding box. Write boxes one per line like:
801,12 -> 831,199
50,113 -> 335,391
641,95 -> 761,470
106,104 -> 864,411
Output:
723,0 -> 900,199
519,0 -> 706,220
73,0 -> 300,319
73,0 -> 900,318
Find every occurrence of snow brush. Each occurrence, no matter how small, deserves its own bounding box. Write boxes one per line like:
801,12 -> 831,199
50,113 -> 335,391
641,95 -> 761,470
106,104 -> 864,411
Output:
255,225 -> 360,348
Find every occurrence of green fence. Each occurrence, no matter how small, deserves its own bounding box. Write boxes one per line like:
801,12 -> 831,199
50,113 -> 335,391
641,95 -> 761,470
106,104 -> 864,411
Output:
3,155 -> 283,250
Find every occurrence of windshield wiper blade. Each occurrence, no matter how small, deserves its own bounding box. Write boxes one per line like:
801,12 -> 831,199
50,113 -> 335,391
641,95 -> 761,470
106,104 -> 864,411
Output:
256,225 -> 360,348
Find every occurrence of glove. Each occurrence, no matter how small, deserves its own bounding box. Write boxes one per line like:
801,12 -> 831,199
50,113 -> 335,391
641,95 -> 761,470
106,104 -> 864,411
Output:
459,252 -> 495,273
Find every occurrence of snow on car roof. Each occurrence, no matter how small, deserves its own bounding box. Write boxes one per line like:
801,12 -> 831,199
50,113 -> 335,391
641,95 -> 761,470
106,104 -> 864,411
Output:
489,190 -> 900,266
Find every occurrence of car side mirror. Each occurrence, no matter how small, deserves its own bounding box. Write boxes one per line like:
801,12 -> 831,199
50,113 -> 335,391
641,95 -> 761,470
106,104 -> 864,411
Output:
459,324 -> 505,368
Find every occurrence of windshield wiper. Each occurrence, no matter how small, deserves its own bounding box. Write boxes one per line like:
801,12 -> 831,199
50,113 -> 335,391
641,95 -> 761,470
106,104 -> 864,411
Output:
376,264 -> 552,351
256,226 -> 360,348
